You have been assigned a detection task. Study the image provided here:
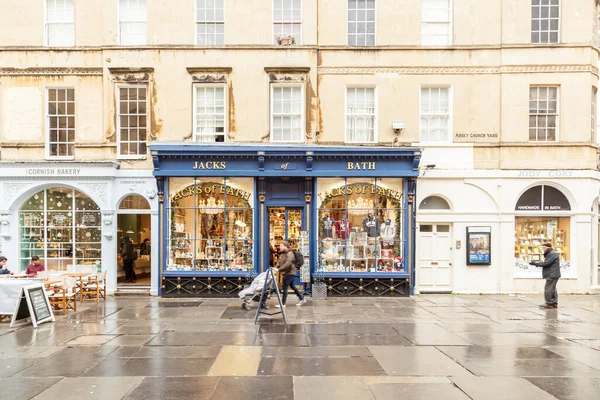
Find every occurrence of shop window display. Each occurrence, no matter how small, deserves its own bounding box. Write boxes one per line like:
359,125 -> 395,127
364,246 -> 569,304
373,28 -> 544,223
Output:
20,188 -> 101,271
167,178 -> 254,272
514,217 -> 571,275
317,178 -> 404,273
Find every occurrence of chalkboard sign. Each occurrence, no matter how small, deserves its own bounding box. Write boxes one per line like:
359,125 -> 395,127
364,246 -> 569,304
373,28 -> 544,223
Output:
10,284 -> 55,328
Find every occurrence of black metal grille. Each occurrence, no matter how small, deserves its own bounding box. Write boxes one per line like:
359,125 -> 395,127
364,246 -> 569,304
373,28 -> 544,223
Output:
323,277 -> 410,297
162,276 -> 248,298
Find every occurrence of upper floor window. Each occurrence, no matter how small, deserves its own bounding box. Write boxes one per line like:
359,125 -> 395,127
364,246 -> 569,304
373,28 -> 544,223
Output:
273,0 -> 302,45
346,87 -> 376,143
422,0 -> 452,46
529,86 -> 558,142
196,0 -> 224,45
45,0 -> 74,47
194,85 -> 226,143
592,87 -> 597,142
348,0 -> 375,46
271,85 -> 304,142
119,0 -> 147,45
420,87 -> 451,142
117,85 -> 148,158
47,88 -> 75,159
531,0 -> 559,44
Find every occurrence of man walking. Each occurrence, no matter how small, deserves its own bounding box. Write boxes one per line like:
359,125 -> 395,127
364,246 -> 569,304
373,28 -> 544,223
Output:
275,241 -> 306,308
121,236 -> 137,283
530,243 -> 561,309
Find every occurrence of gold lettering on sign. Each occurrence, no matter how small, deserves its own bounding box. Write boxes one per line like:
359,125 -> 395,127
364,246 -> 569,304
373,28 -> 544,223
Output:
347,162 -> 376,170
281,163 -> 289,171
171,183 -> 251,204
193,161 -> 227,170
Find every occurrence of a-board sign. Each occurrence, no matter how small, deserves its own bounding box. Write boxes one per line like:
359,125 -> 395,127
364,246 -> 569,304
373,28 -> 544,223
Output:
10,284 -> 55,328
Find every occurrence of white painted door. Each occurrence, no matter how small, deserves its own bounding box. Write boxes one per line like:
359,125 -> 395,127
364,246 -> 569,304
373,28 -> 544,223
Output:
418,224 -> 452,292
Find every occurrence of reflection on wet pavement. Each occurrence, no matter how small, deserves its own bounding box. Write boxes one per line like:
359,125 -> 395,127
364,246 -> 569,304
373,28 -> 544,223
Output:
0,294 -> 598,399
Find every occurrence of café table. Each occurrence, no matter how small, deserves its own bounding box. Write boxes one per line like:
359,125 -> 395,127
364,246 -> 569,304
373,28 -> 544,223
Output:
60,272 -> 91,302
12,274 -> 36,279
0,278 -> 45,321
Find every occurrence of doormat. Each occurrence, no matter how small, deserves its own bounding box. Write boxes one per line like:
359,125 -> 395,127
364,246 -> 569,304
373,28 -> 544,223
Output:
147,301 -> 203,308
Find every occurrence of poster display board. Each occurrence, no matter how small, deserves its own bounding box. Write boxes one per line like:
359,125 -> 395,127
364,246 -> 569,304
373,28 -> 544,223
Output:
10,284 -> 55,328
466,226 -> 491,266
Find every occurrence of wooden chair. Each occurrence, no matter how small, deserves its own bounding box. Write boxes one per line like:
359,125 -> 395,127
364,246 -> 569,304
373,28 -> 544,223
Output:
81,271 -> 107,303
48,277 -> 77,313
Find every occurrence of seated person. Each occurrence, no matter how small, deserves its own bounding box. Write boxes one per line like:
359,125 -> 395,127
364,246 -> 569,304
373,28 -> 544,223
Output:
25,256 -> 45,277
0,256 -> 14,275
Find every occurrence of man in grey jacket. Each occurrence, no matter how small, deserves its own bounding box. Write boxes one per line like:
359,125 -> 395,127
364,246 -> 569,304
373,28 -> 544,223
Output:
530,243 -> 561,309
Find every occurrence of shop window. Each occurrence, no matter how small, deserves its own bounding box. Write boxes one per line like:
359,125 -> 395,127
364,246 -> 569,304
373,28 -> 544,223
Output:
117,85 -> 148,158
422,0 -> 452,46
419,196 -> 450,210
348,0 -> 376,46
119,194 -> 150,210
515,217 -> 570,268
273,0 -> 302,45
420,87 -> 451,142
119,0 -> 147,45
167,178 -> 254,272
317,178 -> 405,274
196,0 -> 224,45
271,85 -> 304,142
193,84 -> 226,143
531,0 -> 559,44
346,87 -> 377,143
20,188 -> 101,271
46,88 -> 75,159
45,0 -> 74,47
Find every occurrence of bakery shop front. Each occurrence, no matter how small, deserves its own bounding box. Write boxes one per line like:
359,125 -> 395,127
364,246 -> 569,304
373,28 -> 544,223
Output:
151,144 -> 421,297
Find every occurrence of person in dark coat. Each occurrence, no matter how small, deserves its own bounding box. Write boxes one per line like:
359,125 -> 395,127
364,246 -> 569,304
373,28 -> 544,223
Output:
530,243 -> 561,309
121,236 -> 137,283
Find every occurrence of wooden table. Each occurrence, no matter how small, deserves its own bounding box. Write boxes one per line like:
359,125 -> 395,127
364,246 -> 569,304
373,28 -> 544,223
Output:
61,273 -> 91,302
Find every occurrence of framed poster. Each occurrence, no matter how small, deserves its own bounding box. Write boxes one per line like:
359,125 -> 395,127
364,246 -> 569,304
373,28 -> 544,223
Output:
466,226 -> 491,266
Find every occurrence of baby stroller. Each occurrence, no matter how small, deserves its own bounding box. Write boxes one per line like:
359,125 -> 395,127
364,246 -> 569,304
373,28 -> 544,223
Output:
239,270 -> 275,310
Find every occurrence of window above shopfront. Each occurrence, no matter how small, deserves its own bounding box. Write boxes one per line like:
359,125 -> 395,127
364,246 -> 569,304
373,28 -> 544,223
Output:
119,194 -> 150,210
515,185 -> 570,211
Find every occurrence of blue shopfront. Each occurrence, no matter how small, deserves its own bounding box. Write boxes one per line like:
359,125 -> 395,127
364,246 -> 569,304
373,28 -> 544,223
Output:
151,144 -> 421,297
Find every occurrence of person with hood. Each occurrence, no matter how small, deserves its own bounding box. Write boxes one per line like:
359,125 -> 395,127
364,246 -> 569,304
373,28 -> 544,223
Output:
121,236 -> 137,283
530,243 -> 560,309
274,241 -> 306,308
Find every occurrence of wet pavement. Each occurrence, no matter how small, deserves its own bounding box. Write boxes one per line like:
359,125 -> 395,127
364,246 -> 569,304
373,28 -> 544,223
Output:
0,294 -> 600,399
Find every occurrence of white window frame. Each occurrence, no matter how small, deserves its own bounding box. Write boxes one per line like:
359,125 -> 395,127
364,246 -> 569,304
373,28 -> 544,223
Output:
45,87 -> 76,160
419,86 -> 453,144
531,0 -> 560,44
344,86 -> 378,144
196,0 -> 225,46
347,0 -> 377,47
270,83 -> 305,143
421,0 -> 453,46
193,83 -> 227,143
273,0 -> 303,45
529,85 -> 559,143
118,0 -> 147,46
44,0 -> 75,47
592,87 -> 597,143
116,84 -> 149,159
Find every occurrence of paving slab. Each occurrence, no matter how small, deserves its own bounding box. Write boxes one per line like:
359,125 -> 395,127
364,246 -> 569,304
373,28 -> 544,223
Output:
449,375 -> 557,400
0,358 -> 40,378
526,377 -> 600,400
368,382 -> 470,400
209,346 -> 261,376
210,376 -> 294,400
33,377 -> 144,400
124,377 -> 220,400
20,347 -> 118,377
129,345 -> 222,358
460,358 -> 600,377
146,331 -> 256,346
82,356 -> 216,377
437,346 -> 564,361
308,334 -> 413,346
254,333 -> 310,347
105,334 -> 156,346
294,376 -> 376,400
368,346 -> 471,377
258,356 -> 386,376
0,377 -> 62,400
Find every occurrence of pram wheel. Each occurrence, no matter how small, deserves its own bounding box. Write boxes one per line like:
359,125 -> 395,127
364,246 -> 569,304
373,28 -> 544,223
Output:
242,302 -> 250,311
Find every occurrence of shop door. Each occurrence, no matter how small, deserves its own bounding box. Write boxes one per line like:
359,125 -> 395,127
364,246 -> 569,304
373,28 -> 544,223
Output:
418,224 -> 452,293
267,207 -> 304,269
